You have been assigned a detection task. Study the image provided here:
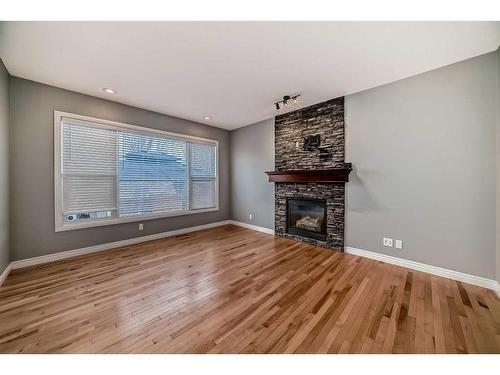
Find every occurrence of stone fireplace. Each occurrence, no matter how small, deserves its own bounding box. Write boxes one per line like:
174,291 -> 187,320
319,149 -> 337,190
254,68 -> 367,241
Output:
266,97 -> 350,251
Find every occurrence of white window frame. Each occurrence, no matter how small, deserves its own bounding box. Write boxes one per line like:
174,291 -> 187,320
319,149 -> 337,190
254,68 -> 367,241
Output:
54,111 -> 219,232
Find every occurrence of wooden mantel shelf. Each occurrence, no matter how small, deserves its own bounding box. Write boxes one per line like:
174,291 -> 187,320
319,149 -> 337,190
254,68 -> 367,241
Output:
265,164 -> 352,183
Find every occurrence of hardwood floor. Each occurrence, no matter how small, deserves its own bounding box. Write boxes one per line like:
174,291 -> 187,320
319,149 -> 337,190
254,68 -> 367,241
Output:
0,224 -> 499,353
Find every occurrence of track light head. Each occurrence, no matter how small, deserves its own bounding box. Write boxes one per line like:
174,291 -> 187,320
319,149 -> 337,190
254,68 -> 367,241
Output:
274,94 -> 300,111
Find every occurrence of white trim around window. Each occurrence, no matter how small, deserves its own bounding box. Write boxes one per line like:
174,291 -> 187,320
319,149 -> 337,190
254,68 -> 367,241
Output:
54,111 -> 220,232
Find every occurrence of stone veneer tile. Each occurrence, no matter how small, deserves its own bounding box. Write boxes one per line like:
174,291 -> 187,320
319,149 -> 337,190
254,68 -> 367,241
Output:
274,97 -> 345,251
275,97 -> 344,171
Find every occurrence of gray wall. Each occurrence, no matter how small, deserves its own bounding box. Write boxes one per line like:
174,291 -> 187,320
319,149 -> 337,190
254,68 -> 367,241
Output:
345,51 -> 497,279
228,51 -> 498,280
497,46 -> 500,283
10,77 -> 230,261
230,118 -> 274,229
0,60 -> 9,275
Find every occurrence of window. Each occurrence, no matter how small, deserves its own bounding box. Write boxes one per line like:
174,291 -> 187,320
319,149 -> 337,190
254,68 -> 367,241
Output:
54,111 -> 218,231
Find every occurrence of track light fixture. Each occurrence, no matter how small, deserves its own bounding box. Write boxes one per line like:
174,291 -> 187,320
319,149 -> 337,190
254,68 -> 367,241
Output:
274,94 -> 300,111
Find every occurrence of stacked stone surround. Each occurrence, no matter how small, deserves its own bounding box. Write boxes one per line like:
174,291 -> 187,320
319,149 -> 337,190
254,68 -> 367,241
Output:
275,97 -> 345,171
274,97 -> 346,251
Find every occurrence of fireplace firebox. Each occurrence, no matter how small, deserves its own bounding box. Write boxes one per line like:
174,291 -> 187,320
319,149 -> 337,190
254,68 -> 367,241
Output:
286,198 -> 327,241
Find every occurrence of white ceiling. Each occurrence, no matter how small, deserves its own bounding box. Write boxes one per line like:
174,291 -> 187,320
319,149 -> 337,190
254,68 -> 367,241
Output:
1,21 -> 499,130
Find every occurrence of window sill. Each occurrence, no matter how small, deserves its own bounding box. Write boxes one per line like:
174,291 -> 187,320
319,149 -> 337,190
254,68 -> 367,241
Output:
55,206 -> 219,232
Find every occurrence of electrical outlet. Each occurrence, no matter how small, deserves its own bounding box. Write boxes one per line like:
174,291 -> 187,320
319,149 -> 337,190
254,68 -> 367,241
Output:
383,238 -> 393,247
249,214 -> 253,221
395,240 -> 403,249
139,223 -> 144,231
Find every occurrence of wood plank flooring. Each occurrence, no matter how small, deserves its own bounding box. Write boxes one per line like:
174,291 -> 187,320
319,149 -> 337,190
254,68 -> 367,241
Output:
0,225 -> 499,353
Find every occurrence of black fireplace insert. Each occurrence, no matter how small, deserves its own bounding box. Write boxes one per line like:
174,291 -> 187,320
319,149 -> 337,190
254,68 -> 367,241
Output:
286,198 -> 327,241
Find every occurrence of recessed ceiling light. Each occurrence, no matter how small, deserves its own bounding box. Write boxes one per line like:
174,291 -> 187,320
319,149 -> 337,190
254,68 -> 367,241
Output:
203,116 -> 212,120
103,88 -> 116,94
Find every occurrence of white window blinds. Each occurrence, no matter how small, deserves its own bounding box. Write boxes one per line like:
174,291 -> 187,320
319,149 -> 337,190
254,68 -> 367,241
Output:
117,132 -> 189,217
62,120 -> 117,215
57,114 -> 218,231
190,143 -> 216,209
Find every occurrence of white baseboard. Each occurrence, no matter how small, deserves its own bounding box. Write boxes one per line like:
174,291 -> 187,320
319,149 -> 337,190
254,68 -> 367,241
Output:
345,246 -> 500,292
0,262 -> 12,287
229,220 -> 275,235
11,220 -> 232,270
